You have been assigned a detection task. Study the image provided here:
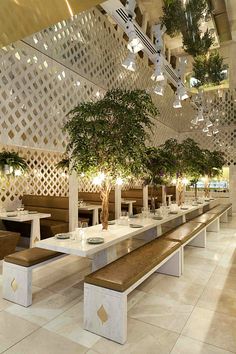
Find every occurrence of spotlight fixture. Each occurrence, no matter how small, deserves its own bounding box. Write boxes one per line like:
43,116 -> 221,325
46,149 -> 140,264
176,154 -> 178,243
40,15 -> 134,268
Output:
122,52 -> 136,71
151,53 -> 165,82
173,93 -> 182,108
126,16 -> 144,54
197,107 -> 204,121
213,127 -> 219,135
178,85 -> 189,101
154,85 -> 164,96
206,119 -> 213,128
207,131 -> 213,137
202,126 -> 209,133
191,116 -> 199,125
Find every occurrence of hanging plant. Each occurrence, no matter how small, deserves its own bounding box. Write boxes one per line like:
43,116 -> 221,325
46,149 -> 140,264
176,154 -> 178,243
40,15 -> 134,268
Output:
182,29 -> 213,57
192,55 -> 208,87
207,51 -> 227,86
56,157 -> 70,170
160,0 -> 184,37
193,51 -> 228,87
0,151 -> 28,176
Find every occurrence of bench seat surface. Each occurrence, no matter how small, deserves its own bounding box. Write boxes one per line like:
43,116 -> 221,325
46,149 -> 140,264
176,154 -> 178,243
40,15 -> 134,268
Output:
206,203 -> 232,215
4,247 -> 63,267
164,222 -> 205,244
190,213 -> 218,225
85,238 -> 180,292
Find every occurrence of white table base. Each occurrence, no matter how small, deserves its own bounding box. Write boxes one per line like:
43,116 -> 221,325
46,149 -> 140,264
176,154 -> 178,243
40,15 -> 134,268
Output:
89,245 -> 117,271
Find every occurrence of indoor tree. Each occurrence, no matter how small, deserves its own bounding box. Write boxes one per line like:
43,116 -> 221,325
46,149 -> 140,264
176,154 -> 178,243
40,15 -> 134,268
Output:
201,149 -> 226,197
142,146 -> 175,212
64,89 -> 158,229
158,138 -> 205,205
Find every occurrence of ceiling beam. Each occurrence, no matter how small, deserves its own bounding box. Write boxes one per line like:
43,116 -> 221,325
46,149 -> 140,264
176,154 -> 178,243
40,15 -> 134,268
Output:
0,0 -> 104,48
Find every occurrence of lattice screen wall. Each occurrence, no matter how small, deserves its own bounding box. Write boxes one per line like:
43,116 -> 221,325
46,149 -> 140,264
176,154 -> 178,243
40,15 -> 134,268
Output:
0,145 -> 68,209
0,6 -> 183,208
179,88 -> 236,165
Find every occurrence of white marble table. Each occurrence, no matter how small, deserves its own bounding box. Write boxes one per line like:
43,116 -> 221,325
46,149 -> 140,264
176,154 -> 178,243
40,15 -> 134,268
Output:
121,199 -> 136,215
78,204 -> 102,225
36,201 -> 213,270
0,212 -> 51,247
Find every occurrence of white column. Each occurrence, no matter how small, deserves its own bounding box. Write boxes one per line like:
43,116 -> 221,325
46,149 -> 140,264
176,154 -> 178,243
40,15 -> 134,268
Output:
115,184 -> 121,219
69,170 -> 78,232
229,165 -> 236,212
143,185 -> 148,209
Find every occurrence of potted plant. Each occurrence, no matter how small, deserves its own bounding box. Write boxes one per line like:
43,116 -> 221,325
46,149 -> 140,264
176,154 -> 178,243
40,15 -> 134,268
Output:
64,89 -> 158,230
0,151 -> 28,176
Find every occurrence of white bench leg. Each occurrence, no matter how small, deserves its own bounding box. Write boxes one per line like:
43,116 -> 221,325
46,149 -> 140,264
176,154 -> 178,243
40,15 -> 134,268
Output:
188,228 -> 206,248
206,218 -> 220,232
3,261 -> 32,307
84,284 -> 127,344
220,212 -> 228,223
156,249 -> 181,277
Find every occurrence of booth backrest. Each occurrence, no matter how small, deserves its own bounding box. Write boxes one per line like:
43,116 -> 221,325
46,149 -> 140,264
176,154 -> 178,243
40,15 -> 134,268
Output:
22,195 -> 69,222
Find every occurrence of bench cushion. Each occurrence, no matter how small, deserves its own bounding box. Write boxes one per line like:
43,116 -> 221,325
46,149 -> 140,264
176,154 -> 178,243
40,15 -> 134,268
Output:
206,203 -> 231,215
4,247 -> 63,267
84,238 -> 180,292
0,231 -> 20,260
189,213 -> 217,225
164,222 -> 205,244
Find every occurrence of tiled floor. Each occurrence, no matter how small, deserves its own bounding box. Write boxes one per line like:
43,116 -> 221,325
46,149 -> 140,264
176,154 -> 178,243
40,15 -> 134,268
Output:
1,216 -> 236,354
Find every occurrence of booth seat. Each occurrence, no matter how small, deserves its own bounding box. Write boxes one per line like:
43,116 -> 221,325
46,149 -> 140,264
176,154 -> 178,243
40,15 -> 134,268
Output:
78,191 -> 116,220
3,195 -> 88,239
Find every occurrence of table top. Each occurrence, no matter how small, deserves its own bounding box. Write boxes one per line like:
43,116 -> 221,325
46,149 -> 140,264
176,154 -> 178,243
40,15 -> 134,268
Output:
0,212 -> 51,222
121,199 -> 136,204
36,201 -> 212,257
78,204 -> 102,211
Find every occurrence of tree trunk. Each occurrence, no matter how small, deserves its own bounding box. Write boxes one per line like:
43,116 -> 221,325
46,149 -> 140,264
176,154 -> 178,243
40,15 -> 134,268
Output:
150,185 -> 155,213
176,178 -> 184,206
204,175 -> 210,198
100,181 -> 111,230
194,183 -> 198,200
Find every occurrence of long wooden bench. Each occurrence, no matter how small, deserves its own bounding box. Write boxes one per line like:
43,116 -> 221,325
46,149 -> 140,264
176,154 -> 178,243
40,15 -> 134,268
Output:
2,248 -> 64,307
84,236 -> 182,344
206,203 -> 232,223
83,202 -> 232,344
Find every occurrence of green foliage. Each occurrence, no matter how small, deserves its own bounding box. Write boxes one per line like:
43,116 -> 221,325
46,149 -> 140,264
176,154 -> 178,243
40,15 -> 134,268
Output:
201,149 -> 226,178
56,157 -> 70,170
64,89 -> 158,182
192,55 -> 208,87
142,146 -> 175,187
160,0 -> 184,37
161,0 -> 212,57
183,29 -> 213,57
0,151 -> 28,174
207,51 -> 227,85
193,51 -> 227,87
158,138 -> 222,181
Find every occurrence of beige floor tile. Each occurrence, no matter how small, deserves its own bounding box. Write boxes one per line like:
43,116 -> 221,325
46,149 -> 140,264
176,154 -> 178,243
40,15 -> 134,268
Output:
138,273 -> 204,306
92,318 -> 179,354
183,254 -> 218,272
182,307 -> 236,353
170,335 -> 233,354
44,301 -> 100,348
197,286 -> 236,317
127,289 -> 147,311
0,311 -> 39,353
128,292 -> 193,333
184,246 -> 223,262
6,292 -> 78,326
206,272 -> 236,292
180,266 -> 212,286
4,328 -> 87,354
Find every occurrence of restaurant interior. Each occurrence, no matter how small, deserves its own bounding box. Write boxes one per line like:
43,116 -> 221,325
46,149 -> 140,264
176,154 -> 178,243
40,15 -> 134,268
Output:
0,0 -> 236,353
